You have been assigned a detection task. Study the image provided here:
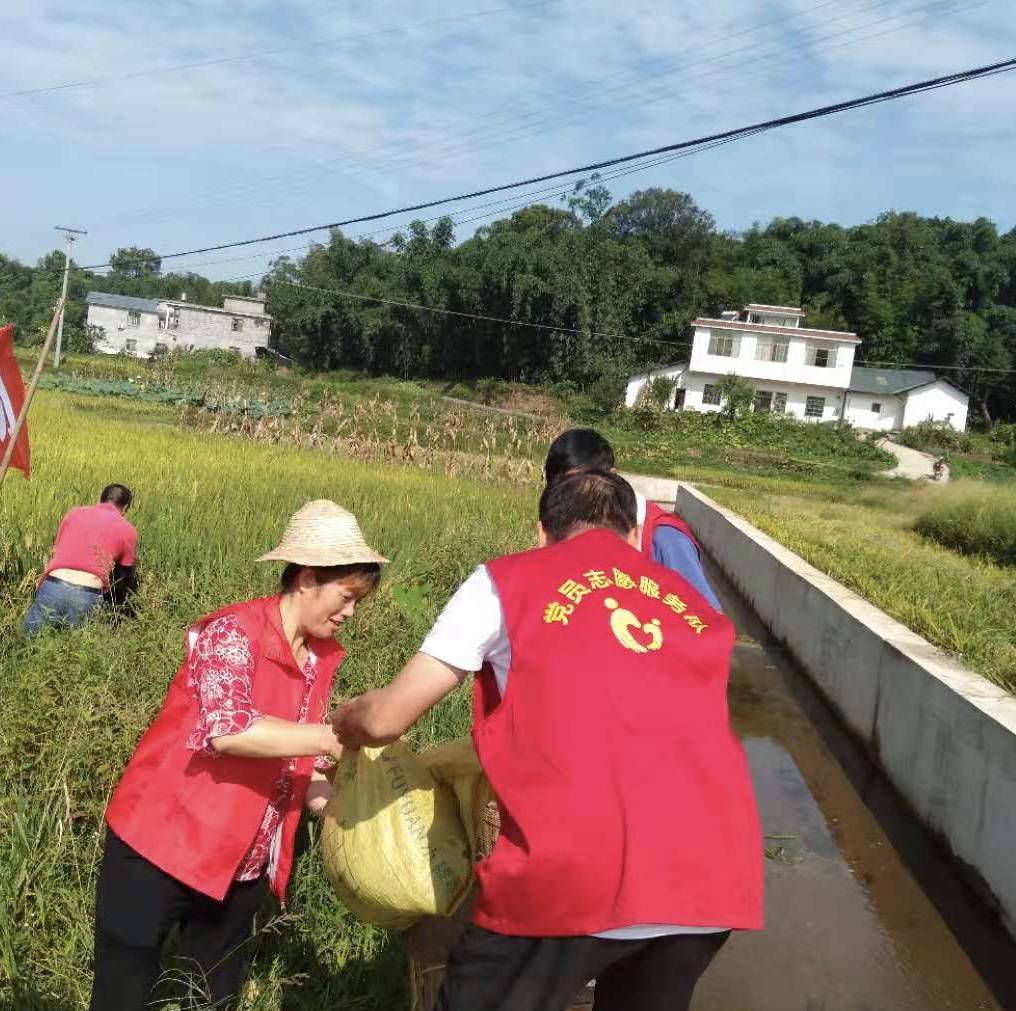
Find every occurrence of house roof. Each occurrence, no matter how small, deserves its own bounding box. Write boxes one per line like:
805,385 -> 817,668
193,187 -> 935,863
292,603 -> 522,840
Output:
165,299 -> 272,320
86,291 -> 162,314
629,361 -> 688,381
849,366 -> 939,395
745,303 -> 804,315
692,317 -> 860,342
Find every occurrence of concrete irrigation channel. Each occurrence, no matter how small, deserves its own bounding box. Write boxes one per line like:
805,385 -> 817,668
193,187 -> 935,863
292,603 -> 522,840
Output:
622,477 -> 1016,1010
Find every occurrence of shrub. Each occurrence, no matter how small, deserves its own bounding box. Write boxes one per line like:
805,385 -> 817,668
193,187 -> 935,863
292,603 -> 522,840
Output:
915,484 -> 1016,566
991,423 -> 1016,466
715,374 -> 753,421
644,375 -> 677,409
475,378 -> 511,405
899,421 -> 974,455
584,368 -> 628,415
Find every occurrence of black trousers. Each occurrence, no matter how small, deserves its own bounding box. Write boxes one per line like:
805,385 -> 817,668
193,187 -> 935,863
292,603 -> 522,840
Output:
436,926 -> 729,1011
89,830 -> 268,1011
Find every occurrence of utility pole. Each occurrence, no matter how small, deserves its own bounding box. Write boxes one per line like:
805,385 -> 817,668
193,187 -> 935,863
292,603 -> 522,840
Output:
54,225 -> 87,369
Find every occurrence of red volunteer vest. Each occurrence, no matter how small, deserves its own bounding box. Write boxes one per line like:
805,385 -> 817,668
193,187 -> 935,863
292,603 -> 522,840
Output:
106,595 -> 345,903
473,529 -> 763,936
641,499 -> 700,557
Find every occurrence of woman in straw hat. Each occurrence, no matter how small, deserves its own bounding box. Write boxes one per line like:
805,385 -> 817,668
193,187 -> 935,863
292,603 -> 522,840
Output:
89,500 -> 387,1011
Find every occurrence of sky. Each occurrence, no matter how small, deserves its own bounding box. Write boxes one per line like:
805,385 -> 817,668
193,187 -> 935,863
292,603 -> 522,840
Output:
2,0 -> 1015,282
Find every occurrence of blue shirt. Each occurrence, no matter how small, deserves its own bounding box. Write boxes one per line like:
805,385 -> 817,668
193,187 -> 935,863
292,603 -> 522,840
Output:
651,527 -> 723,612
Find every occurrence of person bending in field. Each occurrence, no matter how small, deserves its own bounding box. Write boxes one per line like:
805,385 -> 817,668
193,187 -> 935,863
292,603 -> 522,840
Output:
333,472 -> 763,1011
22,483 -> 139,635
544,428 -> 722,610
89,500 -> 387,1011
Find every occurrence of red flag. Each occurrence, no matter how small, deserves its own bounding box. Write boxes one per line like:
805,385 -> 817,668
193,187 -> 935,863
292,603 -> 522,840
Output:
0,324 -> 31,478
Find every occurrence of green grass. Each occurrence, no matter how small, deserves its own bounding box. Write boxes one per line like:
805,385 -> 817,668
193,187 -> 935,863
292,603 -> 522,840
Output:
710,480 -> 1016,693
603,408 -> 895,484
948,456 -> 1016,484
22,351 -> 903,489
914,483 -> 1016,566
0,391 -> 534,1010
4,384 -> 1015,1009
896,421 -> 1016,484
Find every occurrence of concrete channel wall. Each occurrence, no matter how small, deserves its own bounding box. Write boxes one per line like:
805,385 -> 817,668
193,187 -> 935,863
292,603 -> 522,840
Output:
674,482 -> 1016,940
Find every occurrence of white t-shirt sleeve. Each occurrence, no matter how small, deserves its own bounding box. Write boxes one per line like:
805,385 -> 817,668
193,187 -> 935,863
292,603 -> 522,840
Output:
420,565 -> 511,695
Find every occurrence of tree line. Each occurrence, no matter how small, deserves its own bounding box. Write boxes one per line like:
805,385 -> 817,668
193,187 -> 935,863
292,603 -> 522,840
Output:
3,185 -> 1014,422
0,248 -> 256,353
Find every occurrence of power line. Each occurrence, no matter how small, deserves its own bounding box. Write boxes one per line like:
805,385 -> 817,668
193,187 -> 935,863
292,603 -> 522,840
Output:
90,141 -> 743,278
150,271 -> 1016,375
64,54 -> 1016,274
0,0 -> 561,101
97,0 -> 949,234
194,272 -> 695,351
89,0 -> 857,230
264,281 -> 1016,372
297,0 -> 963,212
859,360 -> 1016,374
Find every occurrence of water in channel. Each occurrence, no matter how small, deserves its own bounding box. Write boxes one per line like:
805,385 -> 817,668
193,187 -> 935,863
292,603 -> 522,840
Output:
693,559 -> 1016,1011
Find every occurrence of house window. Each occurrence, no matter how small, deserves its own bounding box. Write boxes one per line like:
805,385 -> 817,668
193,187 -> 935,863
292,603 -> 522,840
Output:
153,342 -> 168,355
707,334 -> 740,357
168,311 -> 180,330
805,396 -> 826,418
755,339 -> 789,363
773,392 -> 788,414
228,346 -> 241,354
808,345 -> 834,368
253,318 -> 265,327
124,338 -> 137,353
231,317 -> 244,331
127,310 -> 141,327
871,402 -> 882,414
702,383 -> 722,406
753,390 -> 773,414
673,389 -> 686,410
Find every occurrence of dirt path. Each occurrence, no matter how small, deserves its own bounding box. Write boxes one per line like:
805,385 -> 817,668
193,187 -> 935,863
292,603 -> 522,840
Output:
877,438 -> 949,482
439,395 -> 544,421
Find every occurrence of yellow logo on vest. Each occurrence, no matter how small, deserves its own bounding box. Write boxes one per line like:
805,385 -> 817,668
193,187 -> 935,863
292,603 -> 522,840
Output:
542,565 -> 709,637
604,597 -> 663,653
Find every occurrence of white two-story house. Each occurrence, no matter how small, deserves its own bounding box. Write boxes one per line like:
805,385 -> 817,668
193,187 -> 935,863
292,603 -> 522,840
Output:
625,303 -> 968,430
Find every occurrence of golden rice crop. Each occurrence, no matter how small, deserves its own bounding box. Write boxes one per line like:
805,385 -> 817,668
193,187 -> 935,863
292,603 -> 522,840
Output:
1,390 -> 535,1010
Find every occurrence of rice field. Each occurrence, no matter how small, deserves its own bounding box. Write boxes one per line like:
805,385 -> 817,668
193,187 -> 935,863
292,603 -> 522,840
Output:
0,391 -> 535,1010
914,482 -> 1016,567
4,386 -> 1016,1010
710,481 -> 1016,693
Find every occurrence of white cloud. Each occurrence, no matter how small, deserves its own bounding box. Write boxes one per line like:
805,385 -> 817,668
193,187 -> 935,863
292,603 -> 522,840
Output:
2,0 -> 1015,269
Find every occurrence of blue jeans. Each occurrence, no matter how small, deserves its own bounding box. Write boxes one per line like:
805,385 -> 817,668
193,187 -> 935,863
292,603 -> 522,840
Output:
22,577 -> 104,636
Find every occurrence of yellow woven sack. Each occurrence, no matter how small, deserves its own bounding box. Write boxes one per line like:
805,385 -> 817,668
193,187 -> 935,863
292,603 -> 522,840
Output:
419,738 -> 497,861
320,740 -> 474,930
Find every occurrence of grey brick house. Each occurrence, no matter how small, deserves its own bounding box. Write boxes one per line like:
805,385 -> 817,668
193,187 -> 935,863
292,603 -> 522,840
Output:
86,291 -> 272,359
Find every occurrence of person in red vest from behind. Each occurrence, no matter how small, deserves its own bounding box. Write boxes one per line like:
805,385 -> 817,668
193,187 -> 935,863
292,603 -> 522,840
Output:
544,428 -> 722,611
333,472 -> 763,1011
89,500 -> 387,1011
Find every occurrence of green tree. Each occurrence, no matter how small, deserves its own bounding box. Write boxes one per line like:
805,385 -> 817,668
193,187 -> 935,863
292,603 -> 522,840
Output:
109,247 -> 162,277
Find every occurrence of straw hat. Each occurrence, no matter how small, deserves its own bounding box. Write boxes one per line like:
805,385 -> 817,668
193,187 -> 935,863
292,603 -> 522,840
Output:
257,500 -> 388,566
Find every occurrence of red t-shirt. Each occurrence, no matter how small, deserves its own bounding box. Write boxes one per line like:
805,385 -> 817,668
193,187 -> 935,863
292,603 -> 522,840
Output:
44,502 -> 138,589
